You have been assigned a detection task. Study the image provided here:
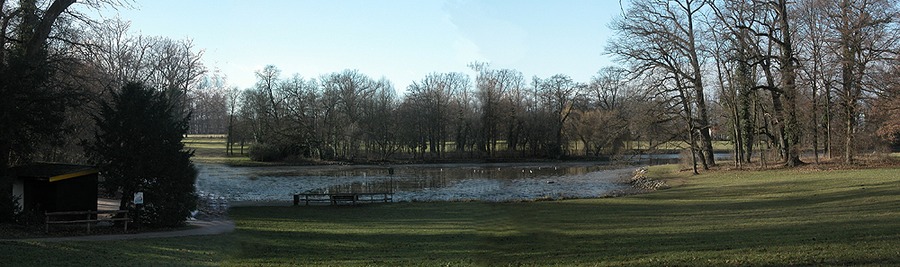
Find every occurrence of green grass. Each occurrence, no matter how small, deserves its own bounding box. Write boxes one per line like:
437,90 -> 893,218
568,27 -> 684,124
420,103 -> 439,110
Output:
3,165 -> 900,266
183,135 -> 254,165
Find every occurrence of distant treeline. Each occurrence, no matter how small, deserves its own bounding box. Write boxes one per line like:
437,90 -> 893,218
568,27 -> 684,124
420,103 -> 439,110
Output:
188,1 -> 900,167
216,64 -> 643,162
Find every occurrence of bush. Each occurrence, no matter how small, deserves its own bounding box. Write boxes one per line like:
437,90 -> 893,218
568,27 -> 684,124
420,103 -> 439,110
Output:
136,163 -> 198,227
249,142 -> 283,162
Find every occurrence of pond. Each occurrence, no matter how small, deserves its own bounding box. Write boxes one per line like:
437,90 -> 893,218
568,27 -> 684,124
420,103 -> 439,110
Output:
195,162 -> 638,205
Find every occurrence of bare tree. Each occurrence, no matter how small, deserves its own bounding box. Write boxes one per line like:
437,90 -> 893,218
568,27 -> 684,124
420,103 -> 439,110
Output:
319,70 -> 378,160
609,0 -> 716,171
824,0 -> 899,163
225,86 -> 241,155
534,74 -> 583,157
405,72 -> 469,158
795,0 -> 839,163
469,62 -> 524,157
188,71 -> 228,134
362,78 -> 398,160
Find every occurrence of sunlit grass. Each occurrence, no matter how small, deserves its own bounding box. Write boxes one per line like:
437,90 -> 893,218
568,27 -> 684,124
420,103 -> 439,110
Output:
183,135 -> 253,165
3,165 -> 899,266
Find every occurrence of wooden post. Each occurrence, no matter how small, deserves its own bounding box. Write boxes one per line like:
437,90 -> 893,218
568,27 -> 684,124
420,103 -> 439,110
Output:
293,194 -> 299,206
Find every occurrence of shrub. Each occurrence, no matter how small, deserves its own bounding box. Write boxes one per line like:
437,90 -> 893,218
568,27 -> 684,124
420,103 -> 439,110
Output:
249,142 -> 283,162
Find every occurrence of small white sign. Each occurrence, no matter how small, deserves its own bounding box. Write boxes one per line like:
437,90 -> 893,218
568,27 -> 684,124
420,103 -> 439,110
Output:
134,192 -> 144,205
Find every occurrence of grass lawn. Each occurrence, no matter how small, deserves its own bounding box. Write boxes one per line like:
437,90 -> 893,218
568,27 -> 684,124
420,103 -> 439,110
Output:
183,135 -> 255,165
5,165 -> 897,266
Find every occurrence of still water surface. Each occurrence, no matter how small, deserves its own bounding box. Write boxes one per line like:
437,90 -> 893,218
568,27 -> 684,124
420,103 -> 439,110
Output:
195,162 -> 636,204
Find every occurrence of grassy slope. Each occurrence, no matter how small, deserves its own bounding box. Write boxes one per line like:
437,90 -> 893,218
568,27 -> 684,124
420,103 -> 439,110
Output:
3,166 -> 899,266
183,136 -> 255,165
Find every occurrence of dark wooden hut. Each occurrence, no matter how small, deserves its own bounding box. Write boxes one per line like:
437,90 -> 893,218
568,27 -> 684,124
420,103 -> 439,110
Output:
10,163 -> 99,213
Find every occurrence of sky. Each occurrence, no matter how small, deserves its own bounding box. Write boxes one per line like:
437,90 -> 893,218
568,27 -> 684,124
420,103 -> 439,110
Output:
84,0 -> 624,94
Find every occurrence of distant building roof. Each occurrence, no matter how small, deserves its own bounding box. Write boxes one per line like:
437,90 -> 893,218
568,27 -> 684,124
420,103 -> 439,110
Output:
10,163 -> 98,182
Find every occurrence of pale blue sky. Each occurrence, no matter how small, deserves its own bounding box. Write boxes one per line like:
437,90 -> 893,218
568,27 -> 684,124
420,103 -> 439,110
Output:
86,0 -> 623,94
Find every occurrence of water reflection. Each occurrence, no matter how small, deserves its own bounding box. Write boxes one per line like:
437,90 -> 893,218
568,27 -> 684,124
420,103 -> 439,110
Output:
291,163 -> 615,194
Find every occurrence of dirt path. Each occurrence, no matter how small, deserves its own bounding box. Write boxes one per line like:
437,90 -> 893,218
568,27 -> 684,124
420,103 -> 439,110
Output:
2,219 -> 234,242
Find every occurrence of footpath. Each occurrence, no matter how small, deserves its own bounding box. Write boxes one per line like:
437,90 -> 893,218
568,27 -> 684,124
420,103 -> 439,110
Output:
2,219 -> 235,242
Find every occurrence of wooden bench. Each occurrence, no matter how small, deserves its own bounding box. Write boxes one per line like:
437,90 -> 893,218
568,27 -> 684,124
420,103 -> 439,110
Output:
354,193 -> 393,204
45,210 -> 131,234
293,193 -> 393,206
330,194 -> 358,205
293,194 -> 332,206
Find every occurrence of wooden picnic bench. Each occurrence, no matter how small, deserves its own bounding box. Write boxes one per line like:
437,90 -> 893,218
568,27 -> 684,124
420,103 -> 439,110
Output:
45,210 -> 131,234
293,193 -> 393,206
329,194 -> 358,205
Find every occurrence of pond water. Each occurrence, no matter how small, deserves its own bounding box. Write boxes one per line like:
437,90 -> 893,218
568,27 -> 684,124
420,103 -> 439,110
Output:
195,162 -> 637,205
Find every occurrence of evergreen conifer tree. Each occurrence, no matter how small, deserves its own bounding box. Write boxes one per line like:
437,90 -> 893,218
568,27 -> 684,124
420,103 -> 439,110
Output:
88,82 -> 197,227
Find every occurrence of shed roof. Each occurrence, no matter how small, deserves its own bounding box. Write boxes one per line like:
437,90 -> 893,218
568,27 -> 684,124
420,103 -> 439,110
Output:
10,163 -> 98,182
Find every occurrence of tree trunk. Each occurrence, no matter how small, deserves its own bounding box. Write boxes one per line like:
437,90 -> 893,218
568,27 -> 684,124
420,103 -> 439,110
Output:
686,5 -> 716,168
840,0 -> 856,164
777,0 -> 803,167
810,56 -> 821,164
824,81 -> 833,158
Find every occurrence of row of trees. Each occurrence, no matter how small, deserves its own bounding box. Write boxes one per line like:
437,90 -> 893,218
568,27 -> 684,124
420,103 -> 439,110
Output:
227,63 -> 650,162
218,0 -> 899,167
609,0 -> 900,172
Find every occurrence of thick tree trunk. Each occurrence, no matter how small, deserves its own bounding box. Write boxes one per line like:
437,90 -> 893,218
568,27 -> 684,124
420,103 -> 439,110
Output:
696,94 -> 716,168
840,0 -> 856,164
23,0 -> 75,62
777,0 -> 803,167
737,44 -> 755,164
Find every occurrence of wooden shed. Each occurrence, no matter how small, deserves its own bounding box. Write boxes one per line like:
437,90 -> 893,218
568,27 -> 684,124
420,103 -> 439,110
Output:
10,163 -> 99,213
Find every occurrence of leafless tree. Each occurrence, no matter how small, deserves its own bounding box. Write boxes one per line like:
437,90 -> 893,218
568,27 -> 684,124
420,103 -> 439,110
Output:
824,0 -> 899,163
469,62 -> 524,157
609,0 -> 716,171
534,74 -> 584,157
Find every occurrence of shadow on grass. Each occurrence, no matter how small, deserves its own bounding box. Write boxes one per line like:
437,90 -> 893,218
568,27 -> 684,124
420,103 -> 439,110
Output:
3,167 -> 899,266
224,187 -> 900,266
1,235 -> 235,266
